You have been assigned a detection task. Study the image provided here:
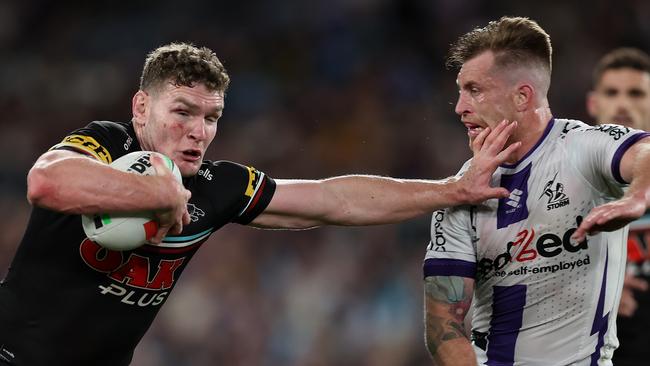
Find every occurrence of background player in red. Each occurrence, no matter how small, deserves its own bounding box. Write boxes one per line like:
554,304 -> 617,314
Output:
587,46 -> 650,366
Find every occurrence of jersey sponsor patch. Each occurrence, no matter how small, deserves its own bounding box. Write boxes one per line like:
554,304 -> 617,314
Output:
497,163 -> 532,229
244,166 -> 263,197
50,134 -> 113,164
79,238 -> 186,307
238,166 -> 267,217
477,216 -> 590,281
584,124 -> 631,141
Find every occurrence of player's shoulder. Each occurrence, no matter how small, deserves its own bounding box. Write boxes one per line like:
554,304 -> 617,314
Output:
186,160 -> 275,216
554,118 -> 590,137
199,159 -> 248,175
84,120 -> 134,141
558,118 -> 635,141
192,159 -> 262,185
51,120 -> 136,164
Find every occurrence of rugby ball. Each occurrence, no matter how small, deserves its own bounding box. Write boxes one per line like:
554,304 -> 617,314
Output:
81,151 -> 182,251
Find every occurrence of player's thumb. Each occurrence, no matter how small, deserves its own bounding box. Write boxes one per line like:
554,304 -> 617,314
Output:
490,187 -> 510,199
150,154 -> 171,176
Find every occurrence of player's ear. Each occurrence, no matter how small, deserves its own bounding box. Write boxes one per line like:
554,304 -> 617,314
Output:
514,84 -> 533,112
586,91 -> 598,119
132,90 -> 149,126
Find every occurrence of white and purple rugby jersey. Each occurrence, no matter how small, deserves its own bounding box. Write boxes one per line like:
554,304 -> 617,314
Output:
424,119 -> 650,366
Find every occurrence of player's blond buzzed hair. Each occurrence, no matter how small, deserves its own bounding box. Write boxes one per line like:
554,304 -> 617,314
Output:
446,16 -> 552,75
140,42 -> 230,94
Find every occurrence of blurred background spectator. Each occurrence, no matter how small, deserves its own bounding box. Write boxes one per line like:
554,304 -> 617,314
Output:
1,0 -> 649,365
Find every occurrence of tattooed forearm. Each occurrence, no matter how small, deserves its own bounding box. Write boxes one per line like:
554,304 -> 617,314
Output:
424,276 -> 473,359
425,315 -> 466,354
424,276 -> 472,321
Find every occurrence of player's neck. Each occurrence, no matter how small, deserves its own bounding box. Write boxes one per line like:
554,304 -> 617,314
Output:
507,107 -> 553,164
132,122 -> 154,152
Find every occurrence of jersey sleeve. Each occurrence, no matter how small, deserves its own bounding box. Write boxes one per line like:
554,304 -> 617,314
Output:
49,121 -> 124,164
564,124 -> 650,197
203,161 -> 276,225
423,205 -> 476,279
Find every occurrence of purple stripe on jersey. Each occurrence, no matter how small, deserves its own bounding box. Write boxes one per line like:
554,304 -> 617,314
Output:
501,119 -> 554,169
497,163 -> 531,229
486,285 -> 527,366
590,254 -> 610,366
423,258 -> 476,278
611,132 -> 650,184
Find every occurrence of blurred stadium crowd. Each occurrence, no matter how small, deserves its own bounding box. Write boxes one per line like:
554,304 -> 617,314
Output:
1,0 -> 650,365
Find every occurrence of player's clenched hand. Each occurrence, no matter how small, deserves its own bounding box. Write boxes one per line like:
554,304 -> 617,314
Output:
571,196 -> 646,242
150,155 -> 191,244
458,120 -> 521,204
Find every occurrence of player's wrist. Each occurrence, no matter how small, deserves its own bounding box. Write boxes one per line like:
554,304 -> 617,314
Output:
149,175 -> 181,211
446,176 -> 466,205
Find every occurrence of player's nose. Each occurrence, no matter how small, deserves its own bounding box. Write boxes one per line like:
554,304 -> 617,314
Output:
455,93 -> 470,116
188,119 -> 207,141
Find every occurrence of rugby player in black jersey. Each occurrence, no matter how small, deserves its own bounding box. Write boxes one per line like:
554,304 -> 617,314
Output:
0,43 -> 519,366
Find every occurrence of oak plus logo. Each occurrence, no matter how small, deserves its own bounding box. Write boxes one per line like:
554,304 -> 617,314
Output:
539,172 -> 570,210
79,239 -> 185,307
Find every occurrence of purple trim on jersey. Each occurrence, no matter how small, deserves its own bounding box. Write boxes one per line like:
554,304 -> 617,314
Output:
611,132 -> 650,184
590,254 -> 610,366
423,258 -> 476,278
497,163 -> 531,229
486,285 -> 527,366
501,119 -> 555,169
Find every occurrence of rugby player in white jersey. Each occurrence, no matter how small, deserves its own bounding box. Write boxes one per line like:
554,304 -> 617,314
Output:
423,17 -> 650,366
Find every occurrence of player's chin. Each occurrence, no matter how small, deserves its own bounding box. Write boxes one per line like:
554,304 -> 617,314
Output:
176,161 -> 201,178
467,127 -> 484,140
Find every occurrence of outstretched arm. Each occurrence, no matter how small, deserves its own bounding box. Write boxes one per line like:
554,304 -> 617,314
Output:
424,276 -> 476,366
573,136 -> 650,241
251,120 -> 519,229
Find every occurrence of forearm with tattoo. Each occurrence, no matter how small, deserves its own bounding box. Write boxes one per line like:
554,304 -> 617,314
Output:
424,276 -> 474,362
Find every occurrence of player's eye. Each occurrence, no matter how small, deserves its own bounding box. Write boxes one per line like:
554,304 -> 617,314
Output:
467,86 -> 480,96
603,89 -> 618,97
628,89 -> 646,98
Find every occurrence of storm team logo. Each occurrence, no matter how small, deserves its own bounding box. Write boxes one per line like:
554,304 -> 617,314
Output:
540,172 -> 570,210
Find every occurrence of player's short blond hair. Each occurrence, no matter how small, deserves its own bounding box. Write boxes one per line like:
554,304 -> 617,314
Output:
446,16 -> 552,75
